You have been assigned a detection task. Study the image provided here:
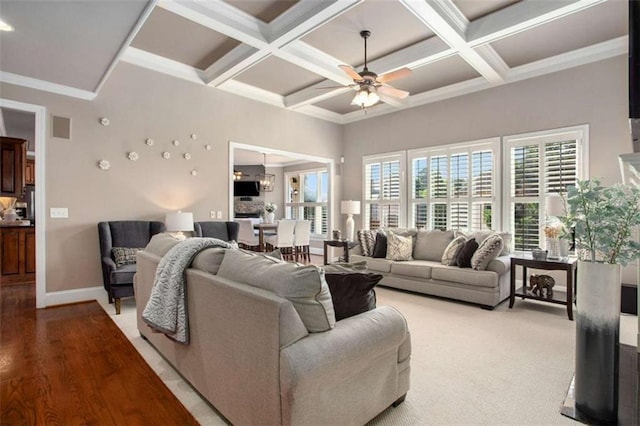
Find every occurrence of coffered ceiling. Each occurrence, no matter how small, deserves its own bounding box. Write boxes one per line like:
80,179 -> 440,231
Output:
0,0 -> 628,124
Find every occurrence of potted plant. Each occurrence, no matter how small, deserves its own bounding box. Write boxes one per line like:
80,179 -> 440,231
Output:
264,202 -> 277,224
562,178 -> 640,424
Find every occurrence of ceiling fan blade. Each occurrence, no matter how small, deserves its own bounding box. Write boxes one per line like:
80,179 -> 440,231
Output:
315,85 -> 348,90
378,85 -> 410,99
339,64 -> 362,81
376,67 -> 412,84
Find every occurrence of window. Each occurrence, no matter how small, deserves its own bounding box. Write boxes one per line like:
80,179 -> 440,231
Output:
285,168 -> 328,236
503,126 -> 587,252
363,152 -> 405,229
408,139 -> 499,232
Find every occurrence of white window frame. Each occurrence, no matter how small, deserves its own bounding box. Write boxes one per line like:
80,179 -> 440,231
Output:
284,167 -> 329,238
407,138 -> 501,231
502,125 -> 589,252
362,151 -> 407,229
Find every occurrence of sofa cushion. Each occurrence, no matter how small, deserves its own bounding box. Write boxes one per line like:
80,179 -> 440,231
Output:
455,238 -> 479,268
441,235 -> 466,266
462,230 -> 512,256
217,249 -> 335,332
350,254 -> 394,273
386,231 -> 413,261
390,261 -> 434,280
413,229 -> 455,261
431,265 -> 498,288
191,247 -> 227,275
144,233 -> 181,257
112,247 -> 143,267
372,232 -> 388,258
471,234 -> 504,271
323,263 -> 381,321
357,230 -> 377,257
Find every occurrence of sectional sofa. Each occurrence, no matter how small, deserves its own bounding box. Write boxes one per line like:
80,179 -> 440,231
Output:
350,229 -> 512,309
134,235 -> 411,425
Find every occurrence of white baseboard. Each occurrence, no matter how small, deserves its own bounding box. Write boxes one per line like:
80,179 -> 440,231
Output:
44,286 -> 104,307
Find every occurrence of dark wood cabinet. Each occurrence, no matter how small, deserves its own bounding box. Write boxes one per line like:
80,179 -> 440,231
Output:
0,226 -> 36,285
0,137 -> 27,197
25,158 -> 35,185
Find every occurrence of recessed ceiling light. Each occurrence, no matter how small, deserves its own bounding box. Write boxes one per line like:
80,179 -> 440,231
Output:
0,19 -> 14,32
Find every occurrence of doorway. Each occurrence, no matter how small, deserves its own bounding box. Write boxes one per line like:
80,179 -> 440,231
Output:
0,99 -> 47,308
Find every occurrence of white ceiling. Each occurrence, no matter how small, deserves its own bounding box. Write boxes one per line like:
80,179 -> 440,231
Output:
0,0 -> 628,124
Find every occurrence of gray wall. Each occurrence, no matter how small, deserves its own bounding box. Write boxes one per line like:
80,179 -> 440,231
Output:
0,62 -> 342,293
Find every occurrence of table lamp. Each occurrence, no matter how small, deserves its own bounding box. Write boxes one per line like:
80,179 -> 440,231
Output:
341,200 -> 361,242
165,211 -> 194,240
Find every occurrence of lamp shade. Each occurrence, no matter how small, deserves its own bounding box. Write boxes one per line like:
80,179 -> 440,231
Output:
545,193 -> 565,217
341,200 -> 361,215
165,211 -> 194,232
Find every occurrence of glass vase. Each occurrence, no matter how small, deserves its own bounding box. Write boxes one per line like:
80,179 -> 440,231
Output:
546,237 -> 560,259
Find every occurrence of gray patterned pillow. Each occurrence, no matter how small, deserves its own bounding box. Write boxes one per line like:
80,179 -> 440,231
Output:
441,235 -> 466,266
357,229 -> 377,257
385,231 -> 413,261
112,247 -> 143,267
471,233 -> 504,271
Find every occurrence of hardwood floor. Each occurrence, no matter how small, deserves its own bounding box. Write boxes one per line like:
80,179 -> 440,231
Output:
0,283 -> 198,425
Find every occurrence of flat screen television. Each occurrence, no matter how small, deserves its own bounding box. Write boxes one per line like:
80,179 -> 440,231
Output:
234,180 -> 260,197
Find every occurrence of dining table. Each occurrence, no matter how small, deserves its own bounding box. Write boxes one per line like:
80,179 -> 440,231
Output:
253,222 -> 277,252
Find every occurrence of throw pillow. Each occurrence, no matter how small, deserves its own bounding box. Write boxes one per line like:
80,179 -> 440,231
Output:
112,247 -> 143,267
324,271 -> 382,321
441,235 -> 466,266
455,238 -> 479,268
414,229 -> 455,261
217,249 -> 335,332
385,231 -> 413,261
471,233 -> 504,271
191,247 -> 228,275
460,230 -> 512,256
372,232 -> 388,258
357,229 -> 377,257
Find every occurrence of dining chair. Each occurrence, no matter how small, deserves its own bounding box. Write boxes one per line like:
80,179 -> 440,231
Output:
293,220 -> 311,263
265,220 -> 296,260
236,219 -> 260,251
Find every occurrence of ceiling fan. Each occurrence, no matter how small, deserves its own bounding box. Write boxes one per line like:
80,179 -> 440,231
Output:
329,30 -> 412,109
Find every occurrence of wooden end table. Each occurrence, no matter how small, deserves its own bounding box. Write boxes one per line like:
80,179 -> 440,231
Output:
509,255 -> 578,320
323,240 -> 357,265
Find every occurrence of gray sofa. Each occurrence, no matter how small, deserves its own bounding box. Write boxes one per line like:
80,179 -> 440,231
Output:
134,236 -> 411,425
350,229 -> 512,309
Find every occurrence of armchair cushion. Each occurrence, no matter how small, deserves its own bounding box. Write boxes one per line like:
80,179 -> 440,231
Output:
112,247 -> 143,267
111,264 -> 137,285
194,221 -> 239,241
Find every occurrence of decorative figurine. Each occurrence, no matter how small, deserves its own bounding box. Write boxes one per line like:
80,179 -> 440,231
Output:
529,274 -> 555,299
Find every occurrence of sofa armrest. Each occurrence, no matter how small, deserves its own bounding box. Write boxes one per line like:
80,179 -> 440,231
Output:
486,255 -> 511,275
280,306 -> 409,382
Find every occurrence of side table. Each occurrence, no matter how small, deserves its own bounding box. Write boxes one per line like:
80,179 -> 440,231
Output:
509,255 -> 578,320
323,240 -> 357,265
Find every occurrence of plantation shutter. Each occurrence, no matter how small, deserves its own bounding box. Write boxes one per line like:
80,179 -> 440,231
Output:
544,141 -> 577,194
363,153 -> 406,229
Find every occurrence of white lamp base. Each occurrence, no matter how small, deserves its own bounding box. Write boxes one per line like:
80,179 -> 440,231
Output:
345,214 -> 355,242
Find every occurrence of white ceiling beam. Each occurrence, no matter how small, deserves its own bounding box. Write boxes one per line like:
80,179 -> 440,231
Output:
467,0 -> 606,47
285,82 -> 352,109
268,0 -> 362,46
217,79 -> 285,108
121,47 -> 206,85
277,41 -> 355,84
399,0 -> 506,85
0,71 -> 97,100
159,0 -> 269,48
203,45 -> 268,87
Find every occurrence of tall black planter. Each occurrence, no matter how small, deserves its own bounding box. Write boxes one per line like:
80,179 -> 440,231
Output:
574,261 -> 621,425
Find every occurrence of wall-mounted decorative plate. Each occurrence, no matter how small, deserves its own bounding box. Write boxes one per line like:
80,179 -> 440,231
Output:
205,145 -> 212,150
98,160 -> 111,170
128,152 -> 139,161
162,152 -> 170,159
145,138 -> 154,146
99,117 -> 110,126
173,140 -> 180,146
191,170 -> 197,176
190,134 -> 197,140
184,153 -> 191,160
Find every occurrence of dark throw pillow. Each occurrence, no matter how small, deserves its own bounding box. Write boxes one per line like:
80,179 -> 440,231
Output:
455,238 -> 479,268
372,232 -> 388,258
112,247 -> 143,267
324,272 -> 382,321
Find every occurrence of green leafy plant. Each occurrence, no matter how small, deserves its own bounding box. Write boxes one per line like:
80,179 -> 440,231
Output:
563,178 -> 640,265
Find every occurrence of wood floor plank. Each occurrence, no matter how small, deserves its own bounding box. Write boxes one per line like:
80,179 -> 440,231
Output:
0,284 -> 198,425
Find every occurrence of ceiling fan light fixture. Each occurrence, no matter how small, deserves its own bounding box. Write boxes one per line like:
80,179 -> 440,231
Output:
352,87 -> 379,108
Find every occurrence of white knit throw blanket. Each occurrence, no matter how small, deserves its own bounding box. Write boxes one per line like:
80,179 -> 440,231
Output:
142,238 -> 235,344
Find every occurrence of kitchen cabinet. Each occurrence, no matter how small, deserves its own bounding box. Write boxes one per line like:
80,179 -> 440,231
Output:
25,158 -> 35,185
1,137 -> 27,197
0,226 -> 35,285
